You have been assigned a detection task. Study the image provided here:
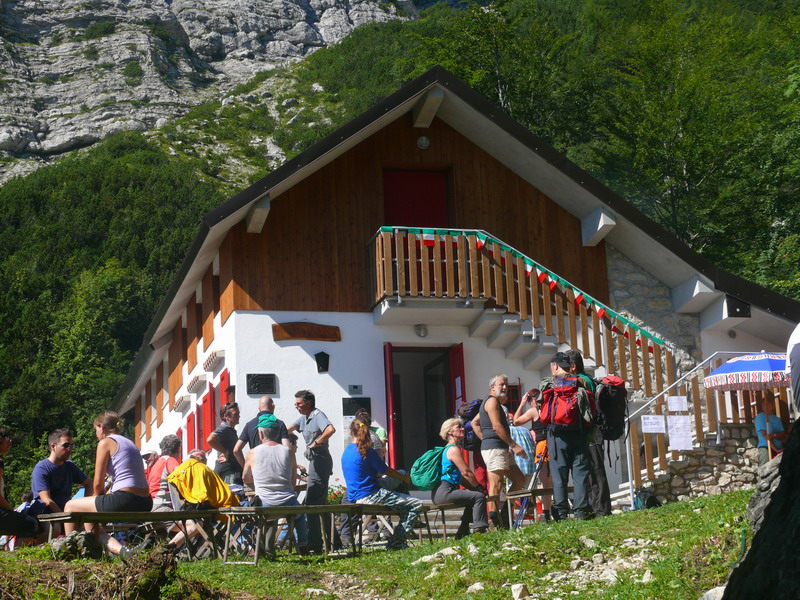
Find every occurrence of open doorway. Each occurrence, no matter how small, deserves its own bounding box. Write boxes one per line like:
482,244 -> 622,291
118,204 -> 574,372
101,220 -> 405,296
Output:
383,344 -> 465,470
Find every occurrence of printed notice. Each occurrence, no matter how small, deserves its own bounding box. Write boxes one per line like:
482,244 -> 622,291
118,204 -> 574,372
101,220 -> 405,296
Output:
641,415 -> 666,434
667,395 -> 688,412
667,415 -> 692,451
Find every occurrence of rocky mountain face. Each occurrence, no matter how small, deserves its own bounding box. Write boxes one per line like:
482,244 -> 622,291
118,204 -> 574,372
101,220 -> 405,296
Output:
0,0 -> 412,180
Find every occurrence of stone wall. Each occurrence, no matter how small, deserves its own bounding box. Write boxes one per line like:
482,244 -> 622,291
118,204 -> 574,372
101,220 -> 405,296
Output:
606,245 -> 702,378
649,423 -> 758,503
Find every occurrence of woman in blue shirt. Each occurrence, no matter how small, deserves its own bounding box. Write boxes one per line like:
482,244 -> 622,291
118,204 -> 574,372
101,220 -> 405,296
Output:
341,418 -> 422,550
432,418 -> 489,538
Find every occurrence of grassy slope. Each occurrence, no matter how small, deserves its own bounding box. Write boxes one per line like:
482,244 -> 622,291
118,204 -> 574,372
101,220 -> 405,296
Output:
172,489 -> 751,600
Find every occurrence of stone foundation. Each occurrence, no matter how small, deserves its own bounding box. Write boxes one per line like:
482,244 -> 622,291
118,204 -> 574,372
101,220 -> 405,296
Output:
648,423 -> 758,503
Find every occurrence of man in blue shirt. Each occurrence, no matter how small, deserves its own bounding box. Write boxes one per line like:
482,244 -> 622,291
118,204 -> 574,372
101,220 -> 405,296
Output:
31,429 -> 91,513
754,396 -> 788,466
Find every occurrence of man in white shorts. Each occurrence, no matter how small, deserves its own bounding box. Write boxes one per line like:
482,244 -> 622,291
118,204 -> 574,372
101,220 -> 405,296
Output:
471,373 -> 527,528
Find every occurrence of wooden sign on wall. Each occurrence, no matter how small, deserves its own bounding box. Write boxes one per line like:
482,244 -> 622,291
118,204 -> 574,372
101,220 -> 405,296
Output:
272,322 -> 341,342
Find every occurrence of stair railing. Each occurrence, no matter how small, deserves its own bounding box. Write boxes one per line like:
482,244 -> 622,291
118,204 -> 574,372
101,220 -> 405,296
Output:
369,225 -> 674,392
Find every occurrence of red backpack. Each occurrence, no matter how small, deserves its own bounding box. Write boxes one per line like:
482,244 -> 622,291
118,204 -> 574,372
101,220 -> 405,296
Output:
540,375 -> 595,432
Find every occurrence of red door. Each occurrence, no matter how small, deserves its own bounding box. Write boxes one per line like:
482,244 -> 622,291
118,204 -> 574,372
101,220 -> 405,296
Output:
384,342 -> 397,468
383,170 -> 448,227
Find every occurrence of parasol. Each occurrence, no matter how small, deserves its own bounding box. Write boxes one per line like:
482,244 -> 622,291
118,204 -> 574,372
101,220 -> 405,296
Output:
703,352 -> 790,392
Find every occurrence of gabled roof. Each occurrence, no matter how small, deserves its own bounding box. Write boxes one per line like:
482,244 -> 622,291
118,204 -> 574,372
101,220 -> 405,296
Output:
113,66 -> 800,413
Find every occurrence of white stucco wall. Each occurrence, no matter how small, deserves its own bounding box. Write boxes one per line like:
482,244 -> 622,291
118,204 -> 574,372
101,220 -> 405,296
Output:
219,309 -> 544,481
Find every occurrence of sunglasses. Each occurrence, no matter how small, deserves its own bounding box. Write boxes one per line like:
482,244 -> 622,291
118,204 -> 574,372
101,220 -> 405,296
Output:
55,442 -> 75,449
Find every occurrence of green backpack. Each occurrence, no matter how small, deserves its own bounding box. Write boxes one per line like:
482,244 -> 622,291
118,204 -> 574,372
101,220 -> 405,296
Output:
410,446 -> 447,490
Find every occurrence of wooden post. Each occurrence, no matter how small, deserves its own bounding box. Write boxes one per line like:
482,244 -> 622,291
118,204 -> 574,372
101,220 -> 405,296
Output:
444,234 -> 455,298
432,235 -> 443,297
604,317 -> 616,374
493,247 -> 505,306
505,250 -> 516,313
407,232 -> 418,297
554,293 -> 566,344
420,239 -> 431,297
566,289 -> 578,349
630,419 -> 642,488
457,235 -> 468,299
628,326 -> 641,390
592,310 -> 603,367
642,335 -> 653,397
395,231 -> 406,297
382,232 -> 393,296
529,276 -> 541,329
703,367 -> 717,436
516,256 -> 528,321
691,375 -> 704,442
375,234 -> 384,302
542,284 -> 553,336
580,303 -> 591,359
468,235 -> 479,299
617,323 -> 628,382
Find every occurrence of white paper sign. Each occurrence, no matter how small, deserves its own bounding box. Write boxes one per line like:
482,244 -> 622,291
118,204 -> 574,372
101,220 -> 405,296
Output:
667,415 -> 693,451
667,395 -> 688,412
641,415 -> 666,434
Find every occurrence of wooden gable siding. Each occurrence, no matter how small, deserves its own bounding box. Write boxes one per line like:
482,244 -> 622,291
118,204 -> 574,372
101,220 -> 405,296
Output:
168,320 -> 185,409
218,115 -> 608,316
134,397 -> 142,447
201,266 -> 218,351
186,294 -> 201,373
155,362 -> 164,427
145,380 -> 153,440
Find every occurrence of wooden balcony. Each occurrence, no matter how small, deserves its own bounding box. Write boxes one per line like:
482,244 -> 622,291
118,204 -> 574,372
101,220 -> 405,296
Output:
369,226 -> 674,389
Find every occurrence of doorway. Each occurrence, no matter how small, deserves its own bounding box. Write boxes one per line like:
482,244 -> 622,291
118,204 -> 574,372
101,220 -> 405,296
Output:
383,343 -> 465,470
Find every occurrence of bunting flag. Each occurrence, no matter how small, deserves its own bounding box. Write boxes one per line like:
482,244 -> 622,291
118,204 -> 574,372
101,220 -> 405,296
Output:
536,267 -> 548,284
379,226 -> 674,356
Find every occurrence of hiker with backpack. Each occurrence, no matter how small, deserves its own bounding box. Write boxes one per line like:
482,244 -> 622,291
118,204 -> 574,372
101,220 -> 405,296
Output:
431,418 -> 489,538
470,374 -> 527,529
566,350 -> 611,517
539,352 -> 595,521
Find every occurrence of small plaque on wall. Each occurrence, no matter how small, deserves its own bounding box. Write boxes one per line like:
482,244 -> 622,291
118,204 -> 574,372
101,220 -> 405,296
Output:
247,374 -> 277,395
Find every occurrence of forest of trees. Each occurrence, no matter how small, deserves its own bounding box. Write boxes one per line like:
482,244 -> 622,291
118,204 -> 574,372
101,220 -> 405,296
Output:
0,0 -> 798,500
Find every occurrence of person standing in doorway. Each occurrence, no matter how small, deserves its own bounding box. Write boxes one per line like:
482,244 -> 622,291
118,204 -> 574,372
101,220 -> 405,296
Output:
288,390 -> 335,553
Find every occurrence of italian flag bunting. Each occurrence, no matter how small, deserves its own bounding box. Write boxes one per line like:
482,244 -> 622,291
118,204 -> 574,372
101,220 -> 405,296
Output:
422,229 -> 435,247
536,267 -> 548,284
524,260 -> 534,278
574,292 -> 584,306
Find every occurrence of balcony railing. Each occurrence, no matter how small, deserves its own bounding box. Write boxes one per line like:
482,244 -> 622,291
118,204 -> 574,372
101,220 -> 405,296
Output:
369,226 -> 674,392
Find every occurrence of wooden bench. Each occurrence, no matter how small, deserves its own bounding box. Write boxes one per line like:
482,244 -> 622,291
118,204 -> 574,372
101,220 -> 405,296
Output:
38,510 -> 219,559
219,504 -> 366,565
423,503 -> 461,540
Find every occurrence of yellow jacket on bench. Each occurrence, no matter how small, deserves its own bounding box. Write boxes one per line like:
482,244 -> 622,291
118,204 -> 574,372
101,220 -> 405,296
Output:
167,458 -> 240,509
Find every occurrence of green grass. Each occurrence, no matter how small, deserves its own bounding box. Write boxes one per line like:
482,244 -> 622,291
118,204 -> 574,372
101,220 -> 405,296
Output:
176,489 -> 750,600
0,490 -> 751,599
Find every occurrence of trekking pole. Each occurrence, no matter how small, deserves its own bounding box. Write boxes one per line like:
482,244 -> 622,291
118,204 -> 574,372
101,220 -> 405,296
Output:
513,450 -> 546,529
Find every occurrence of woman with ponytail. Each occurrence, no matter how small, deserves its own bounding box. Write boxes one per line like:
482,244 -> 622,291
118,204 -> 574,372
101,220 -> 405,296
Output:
64,411 -> 152,557
340,417 -> 422,550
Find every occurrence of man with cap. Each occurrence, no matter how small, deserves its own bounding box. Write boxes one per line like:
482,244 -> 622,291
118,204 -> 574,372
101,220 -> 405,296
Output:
540,352 -> 593,521
243,413 -> 308,553
233,396 -> 290,471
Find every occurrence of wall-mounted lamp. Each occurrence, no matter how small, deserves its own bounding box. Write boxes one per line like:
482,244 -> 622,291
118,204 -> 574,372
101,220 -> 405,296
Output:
416,135 -> 430,150
315,351 -> 330,373
414,324 -> 428,338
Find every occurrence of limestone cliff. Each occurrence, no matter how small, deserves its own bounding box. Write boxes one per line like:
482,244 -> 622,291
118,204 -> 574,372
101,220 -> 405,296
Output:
0,0 -> 412,179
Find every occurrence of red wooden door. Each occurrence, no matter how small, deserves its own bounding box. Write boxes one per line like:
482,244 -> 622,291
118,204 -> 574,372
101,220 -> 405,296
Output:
383,170 -> 448,227
384,342 -> 397,468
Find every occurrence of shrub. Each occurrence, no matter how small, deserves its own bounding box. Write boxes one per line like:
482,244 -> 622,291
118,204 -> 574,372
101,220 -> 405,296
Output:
123,60 -> 143,84
83,21 -> 116,40
83,45 -> 99,60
